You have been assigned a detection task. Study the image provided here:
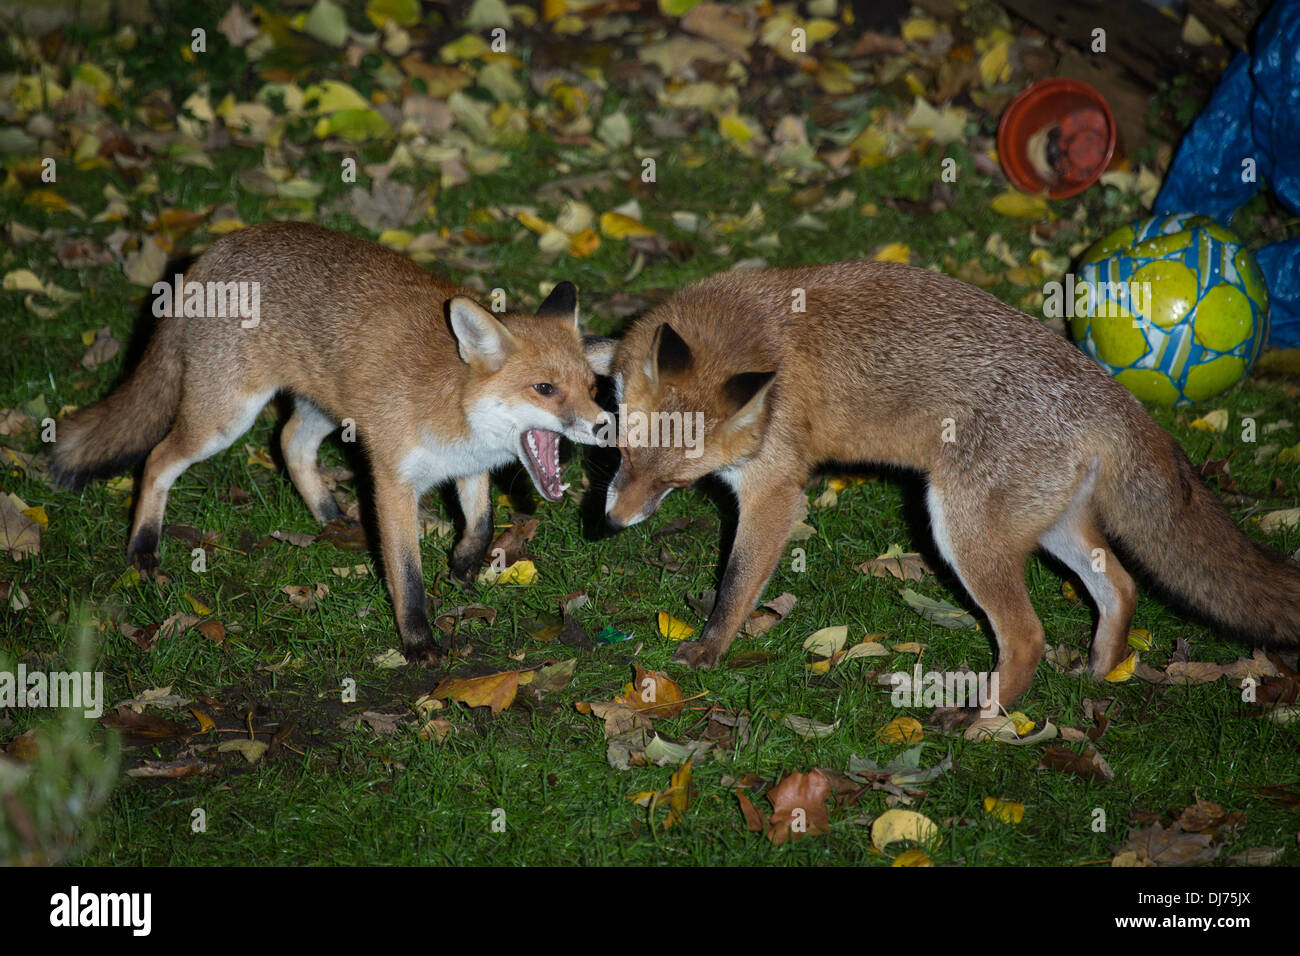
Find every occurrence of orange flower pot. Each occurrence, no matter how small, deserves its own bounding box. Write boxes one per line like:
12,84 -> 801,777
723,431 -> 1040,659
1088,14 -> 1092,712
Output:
997,78 -> 1118,199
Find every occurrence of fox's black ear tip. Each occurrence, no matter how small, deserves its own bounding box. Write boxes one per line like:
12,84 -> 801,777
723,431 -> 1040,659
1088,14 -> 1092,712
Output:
537,281 -> 578,317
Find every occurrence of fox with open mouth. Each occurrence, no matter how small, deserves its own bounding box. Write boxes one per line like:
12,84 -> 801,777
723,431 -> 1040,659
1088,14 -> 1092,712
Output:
51,221 -> 609,664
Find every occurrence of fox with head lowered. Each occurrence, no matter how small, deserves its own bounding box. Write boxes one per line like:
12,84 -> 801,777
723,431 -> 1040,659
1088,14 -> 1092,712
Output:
587,260 -> 1300,720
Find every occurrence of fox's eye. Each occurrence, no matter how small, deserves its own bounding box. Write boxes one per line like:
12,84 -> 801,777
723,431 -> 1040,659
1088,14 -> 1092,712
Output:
533,383 -> 555,396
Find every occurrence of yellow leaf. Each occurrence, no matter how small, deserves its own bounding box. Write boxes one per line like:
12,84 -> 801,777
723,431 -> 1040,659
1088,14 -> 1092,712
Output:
983,796 -> 1025,824
530,624 -> 562,643
978,40 -> 1012,86
439,33 -> 491,63
542,0 -> 568,21
208,217 -> 246,235
1009,711 -> 1036,735
804,18 -> 837,42
3,270 -> 45,293
432,669 -> 523,713
803,625 -> 848,656
1104,652 -> 1137,683
246,446 -> 276,470
568,228 -> 601,257
871,242 -> 910,263
302,80 -> 371,114
378,229 -> 414,249
658,611 -> 695,641
871,808 -> 940,850
191,709 -> 215,733
599,211 -> 656,239
1127,628 -> 1153,651
878,716 -> 924,743
517,210 -> 556,234
850,126 -> 889,166
495,560 -> 537,586
21,505 -> 48,528
1189,408 -> 1228,433
892,849 -> 933,867
901,17 -> 938,41
184,592 -> 212,615
24,190 -> 68,212
718,112 -> 755,147
991,190 -> 1048,219
366,0 -> 422,28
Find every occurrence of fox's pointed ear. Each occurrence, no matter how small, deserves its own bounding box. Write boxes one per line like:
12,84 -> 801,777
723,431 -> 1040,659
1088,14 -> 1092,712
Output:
449,296 -> 518,372
647,323 -> 692,384
537,280 -> 579,329
722,370 -> 777,431
584,335 -> 618,376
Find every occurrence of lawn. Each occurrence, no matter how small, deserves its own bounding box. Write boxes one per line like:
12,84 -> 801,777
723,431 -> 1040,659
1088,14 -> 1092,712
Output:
1,0 -> 1298,868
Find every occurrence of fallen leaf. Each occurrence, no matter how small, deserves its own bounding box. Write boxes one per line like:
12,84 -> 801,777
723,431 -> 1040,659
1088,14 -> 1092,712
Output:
432,670 -> 523,714
871,808 -> 940,850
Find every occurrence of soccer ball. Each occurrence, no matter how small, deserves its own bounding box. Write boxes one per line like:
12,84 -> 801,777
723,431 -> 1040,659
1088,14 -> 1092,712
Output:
1070,213 -> 1269,407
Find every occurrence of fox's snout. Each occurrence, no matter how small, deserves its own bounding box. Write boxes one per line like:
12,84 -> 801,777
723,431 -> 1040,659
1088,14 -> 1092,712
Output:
604,466 -> 670,530
563,407 -> 615,446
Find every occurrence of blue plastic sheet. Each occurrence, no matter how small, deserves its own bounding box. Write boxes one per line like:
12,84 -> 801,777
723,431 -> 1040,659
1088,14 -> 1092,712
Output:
1153,0 -> 1300,347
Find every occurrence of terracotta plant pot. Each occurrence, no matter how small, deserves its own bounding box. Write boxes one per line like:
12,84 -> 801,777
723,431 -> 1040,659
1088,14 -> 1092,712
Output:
997,77 -> 1118,199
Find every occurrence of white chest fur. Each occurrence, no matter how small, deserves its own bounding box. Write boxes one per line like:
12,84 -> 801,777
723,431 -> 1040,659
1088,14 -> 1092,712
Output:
395,398 -> 518,494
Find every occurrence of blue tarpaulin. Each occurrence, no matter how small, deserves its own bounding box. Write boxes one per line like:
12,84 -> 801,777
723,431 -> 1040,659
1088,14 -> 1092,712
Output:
1154,0 -> 1300,347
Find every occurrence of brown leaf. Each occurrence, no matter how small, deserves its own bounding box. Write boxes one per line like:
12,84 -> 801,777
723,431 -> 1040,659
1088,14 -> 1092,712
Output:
858,550 -> 933,582
281,585 -> 318,610
1123,822 -> 1219,866
1177,800 -> 1243,836
101,706 -> 189,741
5,729 -> 39,760
736,788 -> 765,831
742,592 -> 797,637
271,529 -> 317,547
620,663 -> 685,718
577,700 -> 652,738
1036,745 -> 1114,782
317,517 -> 368,551
433,603 -> 497,634
685,589 -> 716,617
766,770 -> 832,845
125,757 -> 211,778
195,620 -> 226,644
0,494 -> 40,559
489,515 -> 539,567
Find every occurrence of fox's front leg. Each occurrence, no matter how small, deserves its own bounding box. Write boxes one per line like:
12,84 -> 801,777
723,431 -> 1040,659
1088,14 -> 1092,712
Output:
673,476 -> 805,669
373,472 -> 440,664
450,472 -> 492,583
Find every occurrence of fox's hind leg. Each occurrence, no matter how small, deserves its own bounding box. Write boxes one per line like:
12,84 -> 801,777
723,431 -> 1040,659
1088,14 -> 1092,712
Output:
128,389 -> 275,576
1038,499 -> 1136,683
282,396 -> 342,523
926,483 -> 1046,721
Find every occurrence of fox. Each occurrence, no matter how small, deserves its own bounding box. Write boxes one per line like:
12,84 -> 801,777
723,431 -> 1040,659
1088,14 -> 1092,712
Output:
51,221 -> 610,664
588,260 -> 1300,720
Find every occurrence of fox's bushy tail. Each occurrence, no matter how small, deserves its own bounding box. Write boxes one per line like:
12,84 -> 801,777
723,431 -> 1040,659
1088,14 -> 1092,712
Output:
50,316 -> 184,489
1096,411 -> 1300,645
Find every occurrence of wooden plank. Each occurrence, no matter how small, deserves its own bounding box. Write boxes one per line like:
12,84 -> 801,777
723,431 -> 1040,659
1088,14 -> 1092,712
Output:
998,0 -> 1191,88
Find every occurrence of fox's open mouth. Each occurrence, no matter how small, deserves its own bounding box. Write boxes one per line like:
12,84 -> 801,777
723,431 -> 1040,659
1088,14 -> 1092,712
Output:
520,428 -> 569,502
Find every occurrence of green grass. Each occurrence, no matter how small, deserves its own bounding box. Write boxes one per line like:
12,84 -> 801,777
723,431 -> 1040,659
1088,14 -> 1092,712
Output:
2,2 -> 1299,867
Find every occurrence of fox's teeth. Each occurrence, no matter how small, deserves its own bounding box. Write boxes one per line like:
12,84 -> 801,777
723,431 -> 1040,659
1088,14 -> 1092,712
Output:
559,482 -> 570,493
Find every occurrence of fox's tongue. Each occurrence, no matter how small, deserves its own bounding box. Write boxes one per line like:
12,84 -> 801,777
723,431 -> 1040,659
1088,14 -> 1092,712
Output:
521,428 -> 567,502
